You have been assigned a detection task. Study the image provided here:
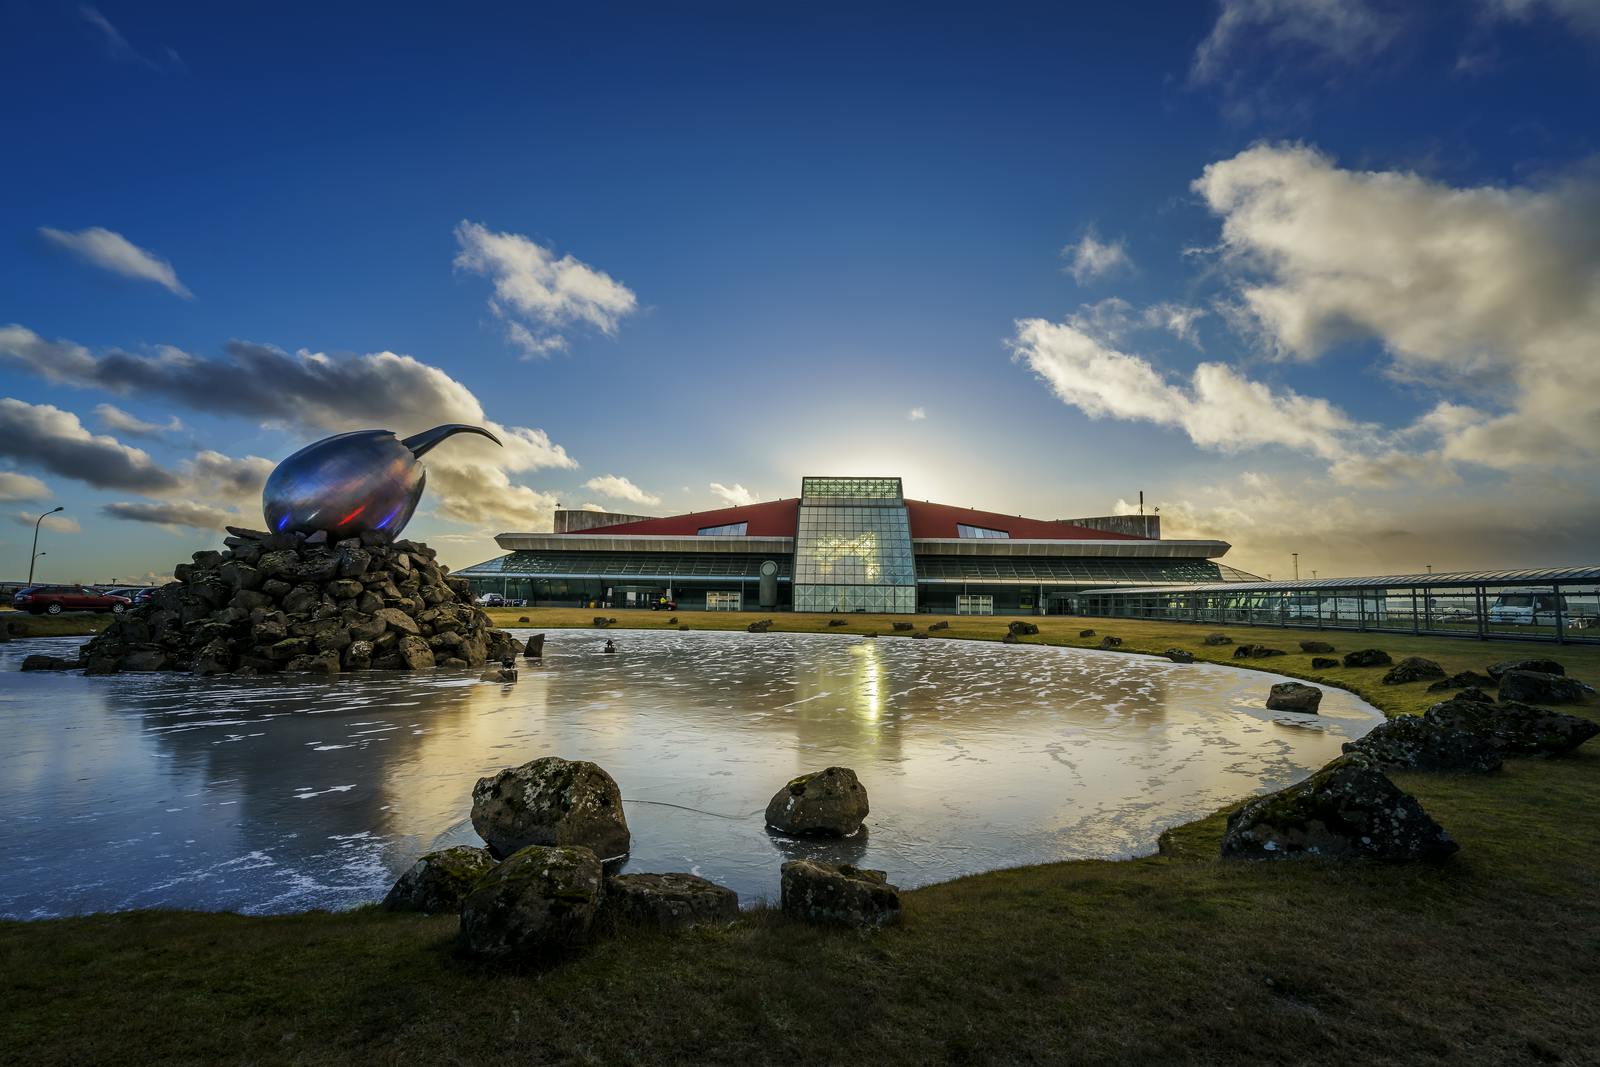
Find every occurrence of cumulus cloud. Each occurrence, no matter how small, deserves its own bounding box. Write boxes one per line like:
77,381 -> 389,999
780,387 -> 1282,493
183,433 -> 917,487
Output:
1191,0 -> 1399,84
454,221 -> 638,357
100,500 -> 233,532
582,474 -> 661,507
39,226 -> 191,297
709,482 -> 758,507
0,328 -> 579,535
1194,143 -> 1600,471
906,407 -> 927,421
12,510 -> 81,534
95,403 -> 181,437
1062,229 -> 1133,284
0,471 -> 51,502
1010,318 -> 1364,460
0,398 -> 179,492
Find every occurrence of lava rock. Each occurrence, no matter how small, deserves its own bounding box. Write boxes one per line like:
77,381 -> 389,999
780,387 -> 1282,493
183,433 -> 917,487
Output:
1008,621 -> 1039,637
1425,694 -> 1599,756
929,621 -> 948,631
382,845 -> 496,914
780,859 -> 901,928
765,766 -> 869,837
1298,640 -> 1336,654
1497,670 -> 1587,705
471,756 -> 631,860
19,654 -> 79,671
1202,633 -> 1233,646
892,621 -> 914,631
1079,629 -> 1097,638
1164,648 -> 1195,664
1427,670 -> 1495,692
1221,757 -> 1457,862
1001,633 -> 1019,644
747,619 -> 772,633
1233,644 -> 1286,659
828,618 -> 848,627
456,845 -> 604,961
1342,716 -> 1502,773
523,633 -> 546,659
1265,681 -> 1322,713
1487,658 -> 1564,681
1099,636 -> 1124,649
1382,656 -> 1447,686
600,872 -> 739,932
1310,657 -> 1339,670
1342,649 -> 1393,668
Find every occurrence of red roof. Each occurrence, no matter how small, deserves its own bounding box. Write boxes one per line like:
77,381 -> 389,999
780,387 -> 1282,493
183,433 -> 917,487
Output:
567,499 -> 801,537
566,497 -> 1145,541
904,501 -> 1146,540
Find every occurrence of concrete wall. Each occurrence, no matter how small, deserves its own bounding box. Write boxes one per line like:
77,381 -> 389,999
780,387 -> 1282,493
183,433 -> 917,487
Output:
552,509 -> 657,533
1058,514 -> 1162,539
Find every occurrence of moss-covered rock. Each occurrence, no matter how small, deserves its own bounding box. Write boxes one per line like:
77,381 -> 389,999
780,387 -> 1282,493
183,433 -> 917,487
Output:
1265,681 -> 1322,713
1424,694 -> 1598,756
382,845 -> 495,914
765,766 -> 870,837
1497,670 -> 1588,705
1298,640 -> 1335,654
1487,658 -> 1564,681
1382,656 -> 1447,686
456,845 -> 603,961
780,859 -> 901,928
471,756 -> 631,860
1220,757 -> 1458,862
600,872 -> 739,932
1342,715 -> 1503,773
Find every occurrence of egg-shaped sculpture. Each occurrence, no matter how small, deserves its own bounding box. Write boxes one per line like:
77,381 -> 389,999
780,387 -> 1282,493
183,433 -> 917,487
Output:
262,424 -> 501,538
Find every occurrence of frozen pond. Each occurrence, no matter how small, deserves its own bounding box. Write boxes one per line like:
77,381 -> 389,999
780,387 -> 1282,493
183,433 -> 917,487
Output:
0,628 -> 1382,918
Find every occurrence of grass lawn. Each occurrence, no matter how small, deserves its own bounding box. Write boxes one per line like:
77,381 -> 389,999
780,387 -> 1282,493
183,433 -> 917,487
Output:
0,610 -> 116,639
3,611 -> 1597,1065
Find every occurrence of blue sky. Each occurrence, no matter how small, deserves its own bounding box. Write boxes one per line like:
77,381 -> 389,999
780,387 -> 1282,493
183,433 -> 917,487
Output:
2,0 -> 1598,582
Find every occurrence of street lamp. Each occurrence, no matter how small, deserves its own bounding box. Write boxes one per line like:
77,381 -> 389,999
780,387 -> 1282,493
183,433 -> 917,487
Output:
27,506 -> 64,585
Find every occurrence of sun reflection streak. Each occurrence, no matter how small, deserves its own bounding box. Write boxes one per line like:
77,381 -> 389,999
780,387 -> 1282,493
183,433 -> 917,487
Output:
852,641 -> 883,721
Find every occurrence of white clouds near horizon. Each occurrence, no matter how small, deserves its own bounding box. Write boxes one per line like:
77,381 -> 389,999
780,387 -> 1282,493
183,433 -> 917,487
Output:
583,474 -> 662,507
39,226 -> 192,297
709,482 -> 758,507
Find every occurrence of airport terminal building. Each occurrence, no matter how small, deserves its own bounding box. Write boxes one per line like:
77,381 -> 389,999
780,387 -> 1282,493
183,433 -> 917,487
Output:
457,476 -> 1257,615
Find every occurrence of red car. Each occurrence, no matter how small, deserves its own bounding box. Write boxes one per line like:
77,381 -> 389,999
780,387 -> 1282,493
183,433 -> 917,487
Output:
11,585 -> 131,616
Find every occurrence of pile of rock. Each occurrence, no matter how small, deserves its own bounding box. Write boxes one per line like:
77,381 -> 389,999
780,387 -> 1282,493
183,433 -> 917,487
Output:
65,527 -> 519,675
1343,689 -> 1597,771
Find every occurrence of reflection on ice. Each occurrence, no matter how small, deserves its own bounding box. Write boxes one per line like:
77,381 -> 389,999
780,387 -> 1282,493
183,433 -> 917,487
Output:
0,629 -> 1381,918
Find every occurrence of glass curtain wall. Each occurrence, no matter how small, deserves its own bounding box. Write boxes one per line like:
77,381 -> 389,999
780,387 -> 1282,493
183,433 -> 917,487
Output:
793,477 -> 917,613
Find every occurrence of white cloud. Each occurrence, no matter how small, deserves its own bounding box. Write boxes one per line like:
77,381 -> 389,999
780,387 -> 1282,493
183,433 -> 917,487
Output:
1062,229 -> 1133,284
580,502 -> 608,512
1191,0 -> 1399,84
95,403 -> 181,437
39,226 -> 191,298
906,407 -> 927,421
0,471 -> 51,502
1194,143 -> 1600,471
13,510 -> 81,534
1478,0 -> 1600,37
453,221 -> 638,358
582,474 -> 662,507
709,482 -> 758,507
1066,298 -> 1207,348
1010,318 -> 1363,461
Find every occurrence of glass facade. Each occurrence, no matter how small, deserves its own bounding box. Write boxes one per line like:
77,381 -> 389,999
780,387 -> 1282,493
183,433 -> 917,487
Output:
793,476 -> 917,613
957,523 -> 1009,539
697,522 -> 748,536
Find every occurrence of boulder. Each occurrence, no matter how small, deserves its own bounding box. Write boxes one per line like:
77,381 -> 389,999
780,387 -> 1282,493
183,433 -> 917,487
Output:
1163,648 -> 1195,664
456,845 -> 604,961
780,860 -> 901,928
1497,670 -> 1587,705
1233,644 -> 1286,659
1382,656 -> 1447,686
765,766 -> 869,837
396,635 -> 436,670
20,654 -> 79,672
1342,716 -> 1502,773
1220,757 -> 1457,862
1342,649 -> 1393,668
1202,633 -> 1233,646
1265,681 -> 1322,713
1425,694 -> 1598,756
748,620 -> 772,633
1099,636 -> 1123,649
929,621 -> 948,631
471,756 -> 631,860
523,633 -> 546,659
1008,621 -> 1039,636
600,872 -> 739,932
1298,640 -> 1336,654
892,621 -> 914,631
382,845 -> 496,914
827,618 -> 848,627
286,651 -> 341,675
1487,658 -> 1564,681
1001,633 -> 1019,644
1427,670 -> 1495,692
1310,657 -> 1339,670
121,649 -> 169,671
1078,629 -> 1096,638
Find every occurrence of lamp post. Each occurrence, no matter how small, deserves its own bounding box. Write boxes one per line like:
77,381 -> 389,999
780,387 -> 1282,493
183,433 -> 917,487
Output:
1292,552 -> 1299,580
27,506 -> 64,585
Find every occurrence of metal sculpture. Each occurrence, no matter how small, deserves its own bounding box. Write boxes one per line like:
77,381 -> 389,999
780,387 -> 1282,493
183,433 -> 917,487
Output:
262,424 -> 501,538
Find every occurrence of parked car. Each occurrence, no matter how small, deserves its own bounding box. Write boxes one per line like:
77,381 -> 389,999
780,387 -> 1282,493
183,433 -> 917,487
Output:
476,593 -> 525,607
12,585 -> 132,615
